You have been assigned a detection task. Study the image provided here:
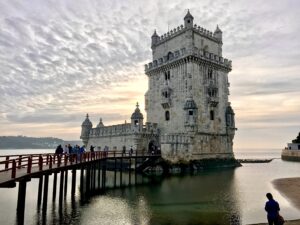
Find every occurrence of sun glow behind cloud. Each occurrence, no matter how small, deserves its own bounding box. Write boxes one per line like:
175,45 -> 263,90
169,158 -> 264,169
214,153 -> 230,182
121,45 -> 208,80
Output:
0,0 -> 299,149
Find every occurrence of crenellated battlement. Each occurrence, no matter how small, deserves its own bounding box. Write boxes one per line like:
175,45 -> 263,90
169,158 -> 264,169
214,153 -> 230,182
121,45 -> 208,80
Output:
153,24 -> 220,48
145,48 -> 232,73
89,122 -> 159,138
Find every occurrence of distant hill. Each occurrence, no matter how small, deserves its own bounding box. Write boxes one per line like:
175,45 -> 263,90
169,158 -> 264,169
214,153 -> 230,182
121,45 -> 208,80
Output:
0,136 -> 82,149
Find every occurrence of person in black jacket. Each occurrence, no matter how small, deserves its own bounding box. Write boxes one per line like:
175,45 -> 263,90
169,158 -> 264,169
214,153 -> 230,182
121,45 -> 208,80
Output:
265,193 -> 280,225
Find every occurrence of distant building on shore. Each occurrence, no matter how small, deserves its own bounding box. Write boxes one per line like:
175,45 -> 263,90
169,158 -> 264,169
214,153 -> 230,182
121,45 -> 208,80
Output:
80,11 -> 237,163
282,132 -> 300,161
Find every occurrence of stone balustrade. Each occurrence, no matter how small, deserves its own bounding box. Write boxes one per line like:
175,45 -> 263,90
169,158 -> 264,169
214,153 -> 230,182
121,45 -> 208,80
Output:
89,122 -> 159,137
161,134 -> 191,144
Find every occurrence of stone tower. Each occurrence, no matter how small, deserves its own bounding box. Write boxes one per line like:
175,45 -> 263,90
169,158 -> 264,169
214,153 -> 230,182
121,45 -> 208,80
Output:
144,11 -> 236,162
80,114 -> 93,147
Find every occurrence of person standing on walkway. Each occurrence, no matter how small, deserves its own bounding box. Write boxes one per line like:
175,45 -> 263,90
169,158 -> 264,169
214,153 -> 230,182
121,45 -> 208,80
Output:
265,193 -> 280,225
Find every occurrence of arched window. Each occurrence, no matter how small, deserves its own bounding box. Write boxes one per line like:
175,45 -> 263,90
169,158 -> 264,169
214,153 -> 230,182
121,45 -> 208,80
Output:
134,120 -> 139,125
167,52 -> 174,61
165,111 -> 170,121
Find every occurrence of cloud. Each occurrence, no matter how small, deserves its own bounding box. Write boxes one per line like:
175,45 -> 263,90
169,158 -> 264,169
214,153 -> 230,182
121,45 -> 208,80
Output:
0,0 -> 299,148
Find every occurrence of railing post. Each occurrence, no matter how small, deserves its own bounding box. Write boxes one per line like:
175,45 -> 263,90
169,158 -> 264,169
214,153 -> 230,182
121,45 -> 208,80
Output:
18,155 -> 22,169
49,155 -> 52,169
5,156 -> 9,169
64,154 -> 67,166
58,155 -> 61,167
46,154 -> 49,165
39,155 -> 43,171
12,160 -> 16,178
27,156 -> 32,174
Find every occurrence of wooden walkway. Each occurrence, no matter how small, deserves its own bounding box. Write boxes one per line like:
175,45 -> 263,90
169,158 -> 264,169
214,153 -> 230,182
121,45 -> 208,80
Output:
0,151 -> 160,187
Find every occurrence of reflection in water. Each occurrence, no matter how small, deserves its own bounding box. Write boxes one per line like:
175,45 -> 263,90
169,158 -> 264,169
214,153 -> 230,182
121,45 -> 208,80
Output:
18,168 -> 242,225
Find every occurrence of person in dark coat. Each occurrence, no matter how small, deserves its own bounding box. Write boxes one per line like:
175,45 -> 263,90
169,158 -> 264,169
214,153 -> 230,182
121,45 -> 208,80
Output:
265,193 -> 280,225
55,145 -> 63,154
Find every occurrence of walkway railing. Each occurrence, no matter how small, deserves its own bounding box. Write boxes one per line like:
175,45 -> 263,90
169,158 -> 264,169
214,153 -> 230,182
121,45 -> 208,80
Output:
0,150 -> 153,181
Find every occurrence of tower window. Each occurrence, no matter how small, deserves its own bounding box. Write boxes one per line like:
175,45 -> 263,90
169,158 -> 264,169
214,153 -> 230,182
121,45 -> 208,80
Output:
210,110 -> 214,120
165,111 -> 170,121
187,20 -> 190,23
208,88 -> 218,97
189,111 -> 193,116
208,69 -> 213,79
165,71 -> 170,80
134,120 -> 139,125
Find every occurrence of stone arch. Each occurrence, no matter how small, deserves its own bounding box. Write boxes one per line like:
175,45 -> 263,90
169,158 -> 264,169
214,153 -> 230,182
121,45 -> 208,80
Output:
167,51 -> 174,61
148,140 -> 159,154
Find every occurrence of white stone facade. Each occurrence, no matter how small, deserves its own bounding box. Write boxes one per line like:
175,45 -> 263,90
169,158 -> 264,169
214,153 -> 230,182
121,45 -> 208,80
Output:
80,11 -> 236,163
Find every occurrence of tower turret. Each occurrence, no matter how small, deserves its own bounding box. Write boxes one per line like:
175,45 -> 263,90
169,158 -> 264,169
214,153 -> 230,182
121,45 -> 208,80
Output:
184,10 -> 194,28
131,102 -> 144,132
80,114 -> 93,146
214,25 -> 222,42
214,25 -> 223,55
225,103 -> 235,128
151,30 -> 159,49
96,118 -> 104,128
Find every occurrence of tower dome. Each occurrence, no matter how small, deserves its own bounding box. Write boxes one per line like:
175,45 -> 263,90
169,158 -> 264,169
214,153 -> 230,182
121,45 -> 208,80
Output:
184,9 -> 194,28
82,113 -> 93,127
96,118 -> 104,128
214,25 -> 223,42
151,30 -> 160,49
131,102 -> 144,120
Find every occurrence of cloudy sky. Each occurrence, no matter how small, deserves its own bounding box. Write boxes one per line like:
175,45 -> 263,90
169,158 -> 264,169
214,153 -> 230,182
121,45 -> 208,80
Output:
0,0 -> 299,150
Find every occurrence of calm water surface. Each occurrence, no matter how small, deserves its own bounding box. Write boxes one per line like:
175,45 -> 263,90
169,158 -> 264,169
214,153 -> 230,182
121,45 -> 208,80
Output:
0,149 -> 299,225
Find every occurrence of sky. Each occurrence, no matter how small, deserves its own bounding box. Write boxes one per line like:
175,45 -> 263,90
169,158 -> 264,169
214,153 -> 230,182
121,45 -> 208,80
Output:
0,0 -> 299,150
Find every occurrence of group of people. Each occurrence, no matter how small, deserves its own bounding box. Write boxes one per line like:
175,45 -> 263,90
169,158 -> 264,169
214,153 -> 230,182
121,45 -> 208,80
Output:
55,144 -> 85,155
122,146 -> 134,156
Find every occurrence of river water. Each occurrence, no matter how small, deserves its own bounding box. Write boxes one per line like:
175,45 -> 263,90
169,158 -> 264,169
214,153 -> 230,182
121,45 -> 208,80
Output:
0,149 -> 299,225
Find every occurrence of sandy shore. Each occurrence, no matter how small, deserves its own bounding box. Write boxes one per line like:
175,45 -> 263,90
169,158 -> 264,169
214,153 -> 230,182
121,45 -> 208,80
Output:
248,177 -> 300,225
273,177 -> 300,210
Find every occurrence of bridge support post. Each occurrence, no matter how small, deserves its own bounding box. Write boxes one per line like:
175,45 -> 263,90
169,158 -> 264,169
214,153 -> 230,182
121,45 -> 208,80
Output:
16,180 -> 27,224
101,159 -> 106,191
86,165 -> 91,196
64,170 -> 68,197
59,170 -> 64,207
80,168 -> 84,195
37,176 -> 43,207
135,154 -> 137,184
42,174 -> 49,212
129,157 -> 132,185
120,157 -> 123,187
71,169 -> 76,197
97,161 -> 101,189
52,173 -> 57,202
91,164 -> 95,192
114,157 -> 117,187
